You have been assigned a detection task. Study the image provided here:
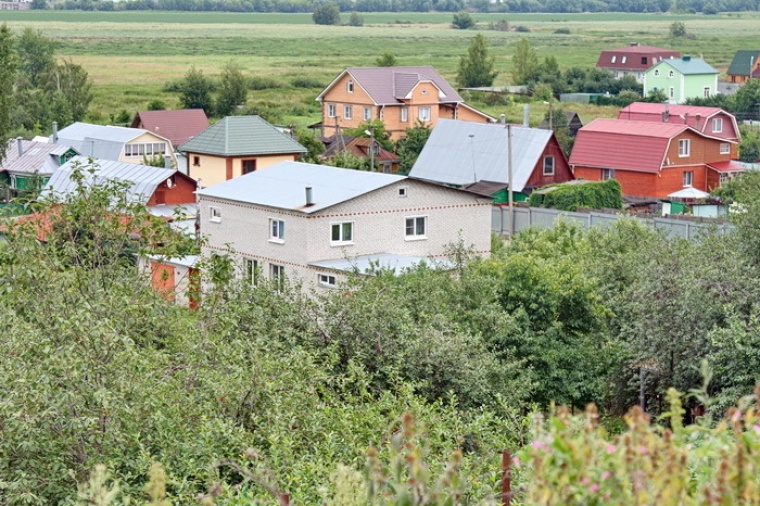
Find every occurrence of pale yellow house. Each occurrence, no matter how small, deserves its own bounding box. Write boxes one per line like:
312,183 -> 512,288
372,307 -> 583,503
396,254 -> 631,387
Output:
178,116 -> 307,188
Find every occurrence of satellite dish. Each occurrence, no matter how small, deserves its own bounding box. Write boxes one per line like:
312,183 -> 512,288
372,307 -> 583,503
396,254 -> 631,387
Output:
166,177 -> 174,189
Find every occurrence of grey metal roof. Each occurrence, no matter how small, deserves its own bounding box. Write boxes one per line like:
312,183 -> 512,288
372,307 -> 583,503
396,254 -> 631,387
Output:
54,122 -> 173,161
309,253 -> 451,274
42,156 -> 178,205
197,161 -> 405,214
409,119 -> 553,193
657,57 -> 718,75
177,115 -> 307,157
1,139 -> 78,176
316,66 -> 464,105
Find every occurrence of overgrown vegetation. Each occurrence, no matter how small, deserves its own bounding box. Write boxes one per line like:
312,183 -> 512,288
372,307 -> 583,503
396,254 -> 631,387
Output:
528,179 -> 623,211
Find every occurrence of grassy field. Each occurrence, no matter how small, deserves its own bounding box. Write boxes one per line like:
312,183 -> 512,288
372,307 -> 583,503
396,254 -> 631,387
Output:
0,10 -> 755,127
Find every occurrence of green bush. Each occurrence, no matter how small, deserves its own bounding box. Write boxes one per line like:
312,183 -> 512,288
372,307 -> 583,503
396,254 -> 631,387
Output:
529,179 -> 623,211
248,75 -> 287,90
291,76 -> 327,88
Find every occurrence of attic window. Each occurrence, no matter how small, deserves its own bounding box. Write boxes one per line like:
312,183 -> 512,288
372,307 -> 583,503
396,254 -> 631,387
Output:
668,70 -> 674,78
398,187 -> 408,197
641,57 -> 647,65
421,89 -> 429,95
611,56 -> 617,63
347,79 -> 354,93
654,69 -> 660,77
621,56 -> 627,64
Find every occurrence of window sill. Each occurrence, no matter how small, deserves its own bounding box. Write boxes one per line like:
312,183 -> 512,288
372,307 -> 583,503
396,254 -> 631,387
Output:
330,241 -> 354,247
210,218 -> 221,224
268,238 -> 285,244
405,236 -> 428,242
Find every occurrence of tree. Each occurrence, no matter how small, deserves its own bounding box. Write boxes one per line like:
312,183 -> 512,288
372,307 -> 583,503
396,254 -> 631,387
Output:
669,21 -> 687,37
30,0 -> 47,8
733,78 -> 760,116
312,3 -> 341,25
178,66 -> 214,116
511,37 -> 538,85
451,10 -> 474,29
456,33 -> 498,88
395,123 -> 431,175
15,27 -> 57,88
0,25 -> 16,164
215,61 -> 248,116
348,11 -> 363,26
375,51 -> 397,67
43,59 -> 93,122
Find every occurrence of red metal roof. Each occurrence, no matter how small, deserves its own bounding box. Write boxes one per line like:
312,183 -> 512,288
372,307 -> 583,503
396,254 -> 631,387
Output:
596,45 -> 680,71
131,109 -> 209,147
707,160 -> 746,173
617,102 -> 739,141
569,119 -> 688,174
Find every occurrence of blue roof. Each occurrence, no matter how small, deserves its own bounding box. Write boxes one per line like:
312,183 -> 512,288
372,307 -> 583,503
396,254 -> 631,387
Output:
656,57 -> 718,75
196,161 -> 405,214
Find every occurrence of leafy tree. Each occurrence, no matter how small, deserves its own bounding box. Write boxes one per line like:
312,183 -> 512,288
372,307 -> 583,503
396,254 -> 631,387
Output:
733,77 -> 760,116
455,33 -> 498,88
669,21 -> 687,37
451,10 -> 474,29
312,3 -> 341,25
15,27 -> 57,88
375,51 -> 397,66
294,128 -> 325,164
147,99 -> 166,110
739,129 -> 760,162
0,25 -> 15,164
395,123 -> 431,175
215,61 -> 248,116
510,37 -> 538,85
178,66 -> 214,115
346,119 -> 393,150
43,59 -> 93,122
30,0 -> 47,8
348,11 -> 363,25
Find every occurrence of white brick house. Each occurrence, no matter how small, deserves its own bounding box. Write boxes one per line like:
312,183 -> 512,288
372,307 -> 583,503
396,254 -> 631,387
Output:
196,161 -> 492,292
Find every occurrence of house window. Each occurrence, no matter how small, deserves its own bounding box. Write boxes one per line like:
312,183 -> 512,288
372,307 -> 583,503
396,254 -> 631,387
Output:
405,216 -> 427,240
245,258 -> 259,285
669,87 -> 675,99
269,218 -> 285,243
678,138 -> 690,157
418,107 -> 431,122
398,187 -> 408,197
193,156 -> 200,166
720,173 -> 731,184
713,117 -> 723,133
330,221 -> 354,245
683,171 -> 694,187
704,87 -> 711,98
611,56 -> 617,63
318,273 -> 337,288
344,105 -> 353,120
401,107 -> 408,122
125,142 -> 166,157
720,142 -> 730,154
270,264 -> 285,290
209,206 -> 221,223
542,156 -> 555,176
641,57 -> 647,65
347,79 -> 354,93
622,56 -> 627,64
242,159 -> 256,175
363,107 -> 371,121
327,104 -> 336,118
668,70 -> 674,78
654,69 -> 660,77
601,168 -> 615,180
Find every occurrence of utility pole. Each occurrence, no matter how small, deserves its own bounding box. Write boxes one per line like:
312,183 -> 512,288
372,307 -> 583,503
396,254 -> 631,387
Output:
365,129 -> 375,171
507,124 -> 514,239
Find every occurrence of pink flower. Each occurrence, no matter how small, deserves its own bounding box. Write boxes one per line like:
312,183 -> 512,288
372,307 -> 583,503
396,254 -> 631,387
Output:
605,444 -> 617,454
604,493 -> 611,500
601,471 -> 611,480
581,476 -> 590,485
512,456 -> 521,468
589,484 -> 600,493
531,440 -> 544,450
638,445 -> 649,455
753,424 -> 760,435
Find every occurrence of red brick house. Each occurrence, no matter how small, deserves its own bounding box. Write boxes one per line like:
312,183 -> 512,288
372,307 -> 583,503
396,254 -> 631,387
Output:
596,43 -> 680,82
618,102 -> 741,151
569,119 -> 744,198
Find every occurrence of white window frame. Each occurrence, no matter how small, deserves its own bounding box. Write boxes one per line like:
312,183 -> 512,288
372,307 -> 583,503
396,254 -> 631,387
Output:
683,171 -> 694,187
125,142 -> 166,158
209,206 -> 222,223
678,138 -> 690,157
269,218 -> 285,243
621,56 -> 627,64
601,168 -> 615,180
704,87 -> 711,98
418,107 -> 431,122
720,173 -> 730,184
611,56 -> 617,63
363,107 -> 371,121
318,273 -> 337,289
270,264 -> 285,290
398,187 -> 408,198
669,87 -> 674,99
347,79 -> 354,93
542,156 -> 555,176
713,117 -> 723,133
720,142 -> 730,154
327,104 -> 336,118
405,215 -> 427,241
330,221 -> 354,245
344,105 -> 353,120
400,107 -> 408,122
245,258 -> 259,285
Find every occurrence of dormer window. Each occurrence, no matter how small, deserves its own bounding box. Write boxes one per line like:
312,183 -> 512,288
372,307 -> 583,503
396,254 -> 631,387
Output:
347,79 -> 354,93
611,56 -> 617,63
621,56 -> 627,64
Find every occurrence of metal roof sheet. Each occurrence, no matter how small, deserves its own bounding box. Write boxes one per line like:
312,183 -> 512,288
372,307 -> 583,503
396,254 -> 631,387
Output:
196,161 -> 404,214
596,45 -> 680,71
131,109 -> 210,147
2,139 -> 78,176
55,122 -> 173,162
727,50 -> 760,76
656,57 -> 718,75
408,119 -> 553,192
42,156 -> 178,205
177,115 -> 307,157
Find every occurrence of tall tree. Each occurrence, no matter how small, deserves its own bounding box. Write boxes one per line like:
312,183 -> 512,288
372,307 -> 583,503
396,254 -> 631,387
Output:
15,27 -> 56,88
43,59 -> 93,122
456,33 -> 497,88
215,61 -> 248,116
511,37 -> 538,85
0,25 -> 15,164
312,3 -> 341,25
179,66 -> 214,115
395,123 -> 431,175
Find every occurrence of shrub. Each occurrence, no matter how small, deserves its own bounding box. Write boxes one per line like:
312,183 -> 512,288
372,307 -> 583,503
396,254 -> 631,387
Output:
669,21 -> 687,37
312,2 -> 340,25
348,11 -> 363,26
514,25 -> 531,32
452,11 -> 475,29
248,76 -> 287,90
554,27 -> 571,34
291,76 -> 326,88
528,179 -> 623,211
490,19 -> 510,31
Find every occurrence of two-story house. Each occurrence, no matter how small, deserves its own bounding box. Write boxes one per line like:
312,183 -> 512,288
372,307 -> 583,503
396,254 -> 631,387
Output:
178,115 -> 307,188
726,50 -> 760,84
316,66 -> 494,141
617,102 -> 740,156
130,109 -> 210,148
409,119 -> 573,202
643,56 -> 719,104
54,122 -> 177,166
569,118 -> 744,198
596,43 -> 680,83
196,161 -> 492,292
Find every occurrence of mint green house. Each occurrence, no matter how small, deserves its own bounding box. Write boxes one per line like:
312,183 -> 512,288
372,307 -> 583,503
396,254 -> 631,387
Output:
643,56 -> 719,104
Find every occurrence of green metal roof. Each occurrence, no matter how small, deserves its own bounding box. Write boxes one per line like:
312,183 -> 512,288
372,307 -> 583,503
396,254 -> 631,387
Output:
657,57 -> 718,75
177,115 -> 306,157
727,50 -> 760,76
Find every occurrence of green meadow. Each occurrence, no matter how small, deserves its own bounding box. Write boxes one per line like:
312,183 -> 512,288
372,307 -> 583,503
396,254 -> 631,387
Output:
0,10 -> 755,126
